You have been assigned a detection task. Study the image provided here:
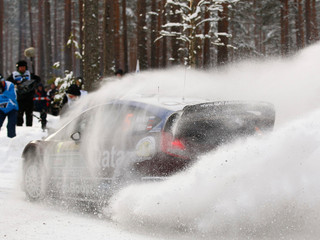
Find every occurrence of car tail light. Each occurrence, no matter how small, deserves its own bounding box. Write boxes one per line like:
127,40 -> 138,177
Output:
255,126 -> 262,136
161,132 -> 188,159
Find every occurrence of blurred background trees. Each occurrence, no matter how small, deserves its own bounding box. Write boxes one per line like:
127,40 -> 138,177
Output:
0,0 -> 319,90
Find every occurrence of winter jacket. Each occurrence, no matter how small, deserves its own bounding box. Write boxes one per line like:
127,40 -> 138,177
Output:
34,89 -> 49,112
0,81 -> 19,114
7,70 -> 41,100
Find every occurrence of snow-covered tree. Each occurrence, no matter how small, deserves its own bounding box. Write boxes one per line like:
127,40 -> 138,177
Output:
159,0 -> 238,67
53,69 -> 75,105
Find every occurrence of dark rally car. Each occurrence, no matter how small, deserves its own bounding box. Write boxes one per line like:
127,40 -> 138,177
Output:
22,97 -> 275,203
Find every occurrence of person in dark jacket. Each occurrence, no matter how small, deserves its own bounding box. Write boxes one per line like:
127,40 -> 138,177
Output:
47,83 -> 59,116
0,74 -> 19,138
60,84 -> 81,115
34,83 -> 49,112
34,83 -> 49,130
7,60 -> 41,126
115,69 -> 124,78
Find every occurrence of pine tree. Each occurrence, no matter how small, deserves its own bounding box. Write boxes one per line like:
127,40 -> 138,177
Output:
280,0 -> 289,55
137,0 -> 148,70
122,0 -> 129,73
0,0 -> 3,73
83,0 -> 100,91
294,0 -> 304,49
44,0 -> 53,81
103,0 -> 114,76
64,0 -> 72,71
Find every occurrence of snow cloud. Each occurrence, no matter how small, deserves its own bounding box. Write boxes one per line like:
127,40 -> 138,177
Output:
101,42 -> 320,238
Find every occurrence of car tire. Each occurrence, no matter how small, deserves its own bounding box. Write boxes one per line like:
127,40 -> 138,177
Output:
23,153 -> 47,201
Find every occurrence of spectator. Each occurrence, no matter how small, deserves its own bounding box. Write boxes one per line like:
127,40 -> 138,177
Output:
115,69 -> 124,78
7,60 -> 41,126
47,83 -> 57,101
0,74 -> 19,138
60,84 -> 81,114
47,83 -> 59,116
33,83 -> 49,130
34,83 -> 49,112
75,77 -> 88,96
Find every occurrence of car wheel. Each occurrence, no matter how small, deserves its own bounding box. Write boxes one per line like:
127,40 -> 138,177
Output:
23,154 -> 46,201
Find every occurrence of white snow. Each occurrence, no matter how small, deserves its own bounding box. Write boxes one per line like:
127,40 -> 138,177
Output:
1,42 -> 320,239
0,114 -> 179,240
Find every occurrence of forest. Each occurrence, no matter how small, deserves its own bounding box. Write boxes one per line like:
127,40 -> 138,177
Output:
0,0 -> 319,91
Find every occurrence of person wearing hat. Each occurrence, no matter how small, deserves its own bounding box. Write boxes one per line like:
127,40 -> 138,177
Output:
115,69 -> 124,78
75,76 -> 88,96
0,73 -> 19,138
60,84 -> 81,115
7,60 -> 41,127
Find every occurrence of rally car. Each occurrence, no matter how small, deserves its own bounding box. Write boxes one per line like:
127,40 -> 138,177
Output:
22,96 -> 275,204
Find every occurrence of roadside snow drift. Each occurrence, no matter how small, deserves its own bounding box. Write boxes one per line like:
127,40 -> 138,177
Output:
107,108 -> 320,238
2,42 -> 320,240
100,42 -> 320,238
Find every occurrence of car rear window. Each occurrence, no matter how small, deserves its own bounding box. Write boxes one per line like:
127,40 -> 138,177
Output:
121,106 -> 162,133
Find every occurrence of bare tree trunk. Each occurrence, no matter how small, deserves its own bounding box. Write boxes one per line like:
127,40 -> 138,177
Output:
203,7 -> 210,68
217,3 -> 229,66
305,0 -> 312,44
18,1 -> 23,59
150,0 -> 157,68
161,0 -> 167,68
253,0 -> 261,53
37,0 -> 44,79
188,0 -> 199,68
103,0 -> 114,76
294,0 -> 304,49
0,0 -> 3,73
27,0 -> 34,47
311,0 -> 319,41
280,0 -> 289,55
137,0 -> 148,70
122,0 -> 129,73
72,2 -> 77,75
114,0 -> 121,69
170,5 -> 180,65
129,39 -> 137,71
19,1 -> 28,60
8,32 -> 13,74
83,0 -> 100,91
155,0 -> 162,68
79,0 -> 84,77
53,0 -> 58,63
44,0 -> 53,81
64,0 -> 72,71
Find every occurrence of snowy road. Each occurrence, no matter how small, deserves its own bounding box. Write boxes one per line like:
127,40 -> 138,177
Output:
0,115 -> 214,240
0,117 -> 193,240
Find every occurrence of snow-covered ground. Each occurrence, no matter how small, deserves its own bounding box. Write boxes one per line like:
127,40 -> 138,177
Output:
2,107 -> 320,240
2,42 -> 320,239
0,114 -> 177,240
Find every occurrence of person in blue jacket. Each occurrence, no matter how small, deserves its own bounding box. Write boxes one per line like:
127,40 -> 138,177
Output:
0,74 -> 19,138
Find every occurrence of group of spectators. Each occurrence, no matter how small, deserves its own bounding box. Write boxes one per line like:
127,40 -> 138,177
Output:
0,60 -> 87,138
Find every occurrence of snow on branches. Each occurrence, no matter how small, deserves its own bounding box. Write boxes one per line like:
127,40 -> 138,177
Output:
159,0 -> 238,67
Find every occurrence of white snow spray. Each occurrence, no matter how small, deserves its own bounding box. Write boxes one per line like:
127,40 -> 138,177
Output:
87,42 -> 320,238
107,111 -> 320,238
53,41 -> 320,238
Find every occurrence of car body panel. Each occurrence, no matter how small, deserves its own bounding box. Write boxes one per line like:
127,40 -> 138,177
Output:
22,97 -> 275,202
